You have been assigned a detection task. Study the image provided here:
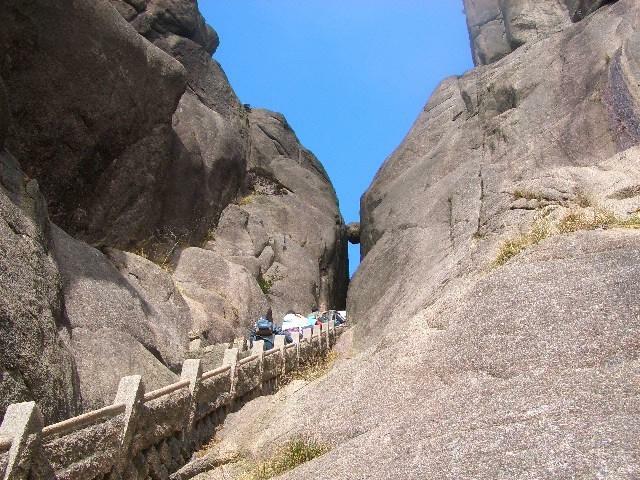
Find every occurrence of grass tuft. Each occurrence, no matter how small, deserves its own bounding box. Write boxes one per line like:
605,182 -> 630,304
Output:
512,189 -> 543,201
494,221 -> 550,267
240,439 -> 331,480
557,209 -> 640,233
238,194 -> 255,206
290,350 -> 338,383
494,208 -> 640,267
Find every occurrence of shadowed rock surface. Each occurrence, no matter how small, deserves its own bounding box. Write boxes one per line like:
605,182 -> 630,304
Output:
0,76 -> 80,424
0,0 -> 186,247
187,2 -> 640,478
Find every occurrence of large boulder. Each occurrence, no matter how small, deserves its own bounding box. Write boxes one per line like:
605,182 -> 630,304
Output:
0,0 -> 250,257
205,109 -> 349,320
173,247 -> 269,343
0,147 -> 80,424
51,225 -> 187,410
114,0 -> 250,256
464,0 -> 619,65
0,0 -> 186,247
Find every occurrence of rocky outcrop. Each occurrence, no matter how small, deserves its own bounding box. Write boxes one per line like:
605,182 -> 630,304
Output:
0,0 -> 248,257
0,0 -> 348,416
464,0 -> 618,65
346,222 -> 360,244
52,225 -> 188,410
0,76 -> 80,424
204,109 -> 349,320
173,247 -> 269,343
197,1 -> 640,478
0,0 -> 186,249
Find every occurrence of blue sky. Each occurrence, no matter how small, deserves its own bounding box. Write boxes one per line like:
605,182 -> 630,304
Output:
200,1 -> 473,275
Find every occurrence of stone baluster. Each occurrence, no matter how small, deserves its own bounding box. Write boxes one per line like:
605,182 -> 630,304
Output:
328,320 -> 336,346
180,359 -> 202,448
274,335 -> 286,382
111,375 -> 145,477
290,331 -> 301,370
0,402 -> 43,480
251,340 -> 265,394
222,348 -> 239,410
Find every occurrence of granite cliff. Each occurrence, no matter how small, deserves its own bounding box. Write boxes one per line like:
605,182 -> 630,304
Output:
192,1 -> 640,478
0,0 -> 347,419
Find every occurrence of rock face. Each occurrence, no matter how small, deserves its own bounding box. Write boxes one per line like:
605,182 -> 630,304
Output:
0,76 -> 80,424
0,0 -> 248,256
0,0 -> 186,249
204,109 -> 349,320
199,1 -> 640,478
0,0 -> 348,416
464,0 -> 618,65
51,225 -> 187,410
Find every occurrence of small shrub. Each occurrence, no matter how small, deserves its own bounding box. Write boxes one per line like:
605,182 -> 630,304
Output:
512,189 -> 542,201
257,267 -> 285,295
257,275 -> 274,295
240,439 -> 331,480
290,350 -> 338,383
238,194 -> 254,206
494,221 -> 550,267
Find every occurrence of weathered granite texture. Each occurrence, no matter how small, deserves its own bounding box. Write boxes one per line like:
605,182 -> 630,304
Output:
0,0 -> 348,415
206,109 -> 349,319
0,0 -> 186,248
190,2 -> 640,478
464,0 -> 618,65
51,225 -> 191,411
0,74 -> 80,425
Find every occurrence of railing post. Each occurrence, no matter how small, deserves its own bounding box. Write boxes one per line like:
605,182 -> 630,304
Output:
112,375 -> 144,476
328,320 -> 336,346
290,332 -> 301,370
274,335 -> 286,382
251,340 -> 265,394
322,322 -> 330,350
312,325 -> 321,354
0,402 -> 43,480
302,328 -> 312,365
222,348 -> 239,410
180,359 -> 202,447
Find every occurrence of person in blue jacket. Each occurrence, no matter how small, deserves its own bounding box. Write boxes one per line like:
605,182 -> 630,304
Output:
249,308 -> 293,350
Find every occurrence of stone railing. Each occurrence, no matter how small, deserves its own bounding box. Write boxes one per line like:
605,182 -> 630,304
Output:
0,321 -> 342,480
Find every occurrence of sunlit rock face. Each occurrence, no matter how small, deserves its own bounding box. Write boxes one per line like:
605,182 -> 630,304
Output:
464,0 -> 618,65
196,2 -> 640,478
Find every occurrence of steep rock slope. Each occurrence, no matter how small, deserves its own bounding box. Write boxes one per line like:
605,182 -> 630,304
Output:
200,2 -> 640,478
0,76 -> 80,424
465,0 -> 616,65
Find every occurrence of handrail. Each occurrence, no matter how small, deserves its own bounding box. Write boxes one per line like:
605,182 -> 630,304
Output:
264,347 -> 279,357
285,343 -> 297,350
0,435 -> 12,451
143,379 -> 190,402
201,364 -> 231,381
42,403 -> 126,438
238,354 -> 259,366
